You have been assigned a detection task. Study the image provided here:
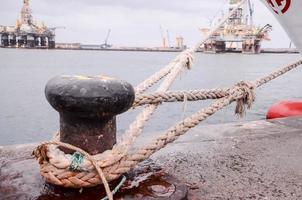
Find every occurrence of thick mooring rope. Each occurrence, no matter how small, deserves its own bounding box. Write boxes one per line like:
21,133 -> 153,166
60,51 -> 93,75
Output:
134,59 -> 302,107
133,89 -> 229,107
96,0 -> 248,169
254,59 -> 302,87
34,140 -> 113,199
104,49 -> 194,168
34,59 -> 302,194
36,1 -> 302,199
134,50 -> 193,95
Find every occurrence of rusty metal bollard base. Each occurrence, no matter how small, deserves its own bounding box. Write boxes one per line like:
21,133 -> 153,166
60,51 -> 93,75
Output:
117,159 -> 188,199
0,151 -> 188,200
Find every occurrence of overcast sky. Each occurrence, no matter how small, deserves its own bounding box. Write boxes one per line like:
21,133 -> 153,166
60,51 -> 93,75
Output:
0,0 -> 292,48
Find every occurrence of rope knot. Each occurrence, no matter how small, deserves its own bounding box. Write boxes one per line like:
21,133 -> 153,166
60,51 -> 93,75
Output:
184,50 -> 194,69
174,49 -> 194,70
32,143 -> 49,164
69,152 -> 88,172
232,81 -> 256,117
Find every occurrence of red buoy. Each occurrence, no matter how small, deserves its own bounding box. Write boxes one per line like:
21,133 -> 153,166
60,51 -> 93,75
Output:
266,100 -> 302,119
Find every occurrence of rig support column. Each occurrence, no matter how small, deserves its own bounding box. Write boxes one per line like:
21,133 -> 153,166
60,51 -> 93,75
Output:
1,34 -> 9,47
27,35 -> 35,48
16,36 -> 21,47
8,34 -> 16,47
36,36 -> 41,47
242,39 -> 261,54
17,35 -> 27,47
48,36 -> 55,49
40,36 -> 46,47
45,75 -> 135,155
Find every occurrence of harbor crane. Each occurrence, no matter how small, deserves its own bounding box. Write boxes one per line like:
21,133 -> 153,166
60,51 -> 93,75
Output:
159,26 -> 167,48
49,26 -> 66,31
166,30 -> 171,48
100,29 -> 112,49
47,26 -> 65,35
159,26 -> 171,48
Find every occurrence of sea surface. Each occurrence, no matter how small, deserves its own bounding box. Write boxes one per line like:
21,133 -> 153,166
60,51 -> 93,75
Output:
0,48 -> 301,145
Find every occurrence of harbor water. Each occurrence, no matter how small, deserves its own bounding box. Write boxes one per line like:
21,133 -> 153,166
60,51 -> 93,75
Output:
0,48 -> 301,145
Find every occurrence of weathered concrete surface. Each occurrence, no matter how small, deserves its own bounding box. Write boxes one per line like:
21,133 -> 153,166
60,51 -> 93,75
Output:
152,117 -> 302,199
1,117 -> 302,199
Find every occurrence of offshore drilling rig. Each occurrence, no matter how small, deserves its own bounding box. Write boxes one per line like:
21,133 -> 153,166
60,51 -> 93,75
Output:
0,0 -> 56,49
201,0 -> 272,54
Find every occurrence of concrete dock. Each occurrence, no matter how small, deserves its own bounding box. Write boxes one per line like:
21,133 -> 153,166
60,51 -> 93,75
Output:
153,117 -> 302,199
1,117 -> 302,199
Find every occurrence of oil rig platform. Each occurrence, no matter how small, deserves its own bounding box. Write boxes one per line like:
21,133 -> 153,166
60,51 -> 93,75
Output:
0,0 -> 56,49
201,0 -> 272,54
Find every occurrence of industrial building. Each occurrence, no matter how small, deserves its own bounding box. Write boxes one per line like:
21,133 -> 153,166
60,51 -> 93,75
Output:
0,0 -> 55,49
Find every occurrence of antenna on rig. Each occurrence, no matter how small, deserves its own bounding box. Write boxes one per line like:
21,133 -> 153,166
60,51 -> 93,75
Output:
247,0 -> 254,26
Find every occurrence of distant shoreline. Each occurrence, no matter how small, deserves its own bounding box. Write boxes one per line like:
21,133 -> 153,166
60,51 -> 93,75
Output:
0,46 -> 299,54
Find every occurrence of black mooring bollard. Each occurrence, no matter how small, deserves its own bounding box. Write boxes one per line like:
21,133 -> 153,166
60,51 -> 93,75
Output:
45,75 -> 135,155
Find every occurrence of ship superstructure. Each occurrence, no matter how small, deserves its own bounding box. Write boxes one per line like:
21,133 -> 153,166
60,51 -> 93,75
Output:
0,0 -> 55,49
201,0 -> 272,54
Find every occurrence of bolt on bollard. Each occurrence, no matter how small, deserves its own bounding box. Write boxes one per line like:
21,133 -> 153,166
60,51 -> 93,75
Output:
45,75 -> 135,155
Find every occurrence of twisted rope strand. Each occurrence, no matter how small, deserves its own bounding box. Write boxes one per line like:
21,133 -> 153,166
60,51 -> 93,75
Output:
109,51 -> 193,165
133,89 -> 229,107
34,140 -> 114,200
104,1 -> 249,166
102,81 -> 256,177
134,49 -> 194,95
33,58 -> 302,188
32,0 -> 302,190
133,59 -> 302,107
134,63 -> 175,95
254,59 -> 302,87
34,80 -> 254,187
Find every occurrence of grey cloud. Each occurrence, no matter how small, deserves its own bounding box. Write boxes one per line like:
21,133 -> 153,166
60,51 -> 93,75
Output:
45,0 -> 225,13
